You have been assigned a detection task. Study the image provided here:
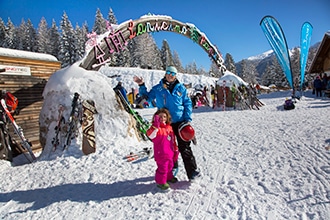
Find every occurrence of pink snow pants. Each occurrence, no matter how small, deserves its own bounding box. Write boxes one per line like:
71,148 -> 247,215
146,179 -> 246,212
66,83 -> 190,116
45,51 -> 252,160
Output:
155,158 -> 174,185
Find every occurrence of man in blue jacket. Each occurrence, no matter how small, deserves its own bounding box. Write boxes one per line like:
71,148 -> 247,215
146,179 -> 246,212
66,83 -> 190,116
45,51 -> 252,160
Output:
133,66 -> 200,181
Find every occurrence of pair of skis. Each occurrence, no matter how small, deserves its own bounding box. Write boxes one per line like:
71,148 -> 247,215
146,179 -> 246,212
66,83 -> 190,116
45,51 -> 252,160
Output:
124,147 -> 178,177
63,92 -> 82,150
0,99 -> 36,162
51,93 -> 97,155
113,88 -> 151,141
124,147 -> 153,162
51,104 -> 65,151
52,92 -> 82,152
113,89 -> 156,163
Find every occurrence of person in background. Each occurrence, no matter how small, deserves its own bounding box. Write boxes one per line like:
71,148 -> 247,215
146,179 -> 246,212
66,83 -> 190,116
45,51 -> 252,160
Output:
321,73 -> 328,97
211,84 -> 217,108
255,84 -> 261,94
313,75 -> 323,97
327,78 -> 330,90
146,108 -> 179,190
133,66 -> 200,181
114,81 -> 129,103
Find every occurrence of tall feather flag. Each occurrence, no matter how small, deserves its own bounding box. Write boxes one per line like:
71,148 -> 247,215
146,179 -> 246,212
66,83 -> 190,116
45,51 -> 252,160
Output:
260,16 -> 293,89
300,22 -> 313,90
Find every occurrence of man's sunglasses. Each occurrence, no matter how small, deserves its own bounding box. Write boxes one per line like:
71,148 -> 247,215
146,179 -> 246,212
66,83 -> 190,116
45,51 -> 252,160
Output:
166,71 -> 176,76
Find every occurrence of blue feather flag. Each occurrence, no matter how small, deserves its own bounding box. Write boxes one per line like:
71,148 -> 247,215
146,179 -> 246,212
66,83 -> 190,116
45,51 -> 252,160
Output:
260,16 -> 293,89
300,22 -> 313,90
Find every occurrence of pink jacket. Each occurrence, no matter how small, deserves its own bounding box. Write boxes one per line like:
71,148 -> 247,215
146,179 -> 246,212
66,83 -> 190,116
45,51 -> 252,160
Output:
146,123 -> 178,162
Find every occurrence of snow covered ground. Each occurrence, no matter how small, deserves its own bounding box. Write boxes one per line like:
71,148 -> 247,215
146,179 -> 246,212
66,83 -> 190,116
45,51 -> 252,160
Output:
0,65 -> 329,219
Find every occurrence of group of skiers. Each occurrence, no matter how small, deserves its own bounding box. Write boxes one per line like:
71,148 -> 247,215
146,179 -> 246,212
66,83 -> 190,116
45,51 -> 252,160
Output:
189,82 -> 263,110
190,85 -> 215,109
312,73 -> 329,97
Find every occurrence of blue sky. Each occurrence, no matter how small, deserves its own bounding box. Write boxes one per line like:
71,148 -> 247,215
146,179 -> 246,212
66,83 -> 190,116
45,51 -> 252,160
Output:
0,0 -> 329,69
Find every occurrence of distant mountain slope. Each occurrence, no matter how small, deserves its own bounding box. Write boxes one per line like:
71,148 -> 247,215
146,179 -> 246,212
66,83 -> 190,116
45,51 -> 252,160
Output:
234,42 -> 321,78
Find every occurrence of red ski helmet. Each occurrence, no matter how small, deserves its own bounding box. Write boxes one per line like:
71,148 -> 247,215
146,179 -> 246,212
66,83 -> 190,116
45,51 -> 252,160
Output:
178,122 -> 195,142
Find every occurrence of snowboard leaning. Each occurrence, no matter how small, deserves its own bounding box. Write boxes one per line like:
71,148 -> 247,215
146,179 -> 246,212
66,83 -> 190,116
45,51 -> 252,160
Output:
81,100 -> 97,155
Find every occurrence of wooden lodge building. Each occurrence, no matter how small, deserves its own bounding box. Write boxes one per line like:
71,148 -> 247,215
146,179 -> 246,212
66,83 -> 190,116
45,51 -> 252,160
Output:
0,47 -> 61,152
308,31 -> 330,75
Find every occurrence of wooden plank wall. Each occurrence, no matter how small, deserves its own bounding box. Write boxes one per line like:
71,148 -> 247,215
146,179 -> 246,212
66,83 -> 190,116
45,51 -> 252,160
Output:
0,56 -> 61,153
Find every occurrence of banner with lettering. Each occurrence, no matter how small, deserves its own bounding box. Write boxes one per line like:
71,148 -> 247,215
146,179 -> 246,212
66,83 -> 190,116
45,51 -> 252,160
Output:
0,65 -> 31,76
300,22 -> 313,89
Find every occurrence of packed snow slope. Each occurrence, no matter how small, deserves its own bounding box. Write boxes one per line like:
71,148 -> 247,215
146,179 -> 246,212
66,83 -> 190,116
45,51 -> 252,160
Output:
0,64 -> 329,219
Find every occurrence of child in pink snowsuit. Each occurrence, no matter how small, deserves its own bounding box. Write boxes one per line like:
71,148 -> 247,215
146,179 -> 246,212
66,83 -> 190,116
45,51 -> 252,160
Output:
146,108 -> 179,190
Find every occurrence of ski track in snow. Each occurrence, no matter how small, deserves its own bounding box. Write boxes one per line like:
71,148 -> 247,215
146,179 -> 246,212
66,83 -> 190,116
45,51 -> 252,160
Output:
0,90 -> 329,219
186,93 -> 330,219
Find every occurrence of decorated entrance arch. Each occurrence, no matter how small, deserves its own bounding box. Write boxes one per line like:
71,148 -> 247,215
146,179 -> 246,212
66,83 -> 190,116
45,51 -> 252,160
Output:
79,14 -> 226,73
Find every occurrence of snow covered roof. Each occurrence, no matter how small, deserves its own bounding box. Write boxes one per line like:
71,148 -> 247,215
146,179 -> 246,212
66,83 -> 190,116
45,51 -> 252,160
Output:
0,47 -> 58,62
308,31 -> 330,73
217,71 -> 248,87
140,13 -> 172,19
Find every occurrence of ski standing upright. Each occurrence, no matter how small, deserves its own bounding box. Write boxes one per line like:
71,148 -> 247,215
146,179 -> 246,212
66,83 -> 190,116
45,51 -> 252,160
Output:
63,92 -> 82,150
51,104 -> 66,151
113,88 -> 151,141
